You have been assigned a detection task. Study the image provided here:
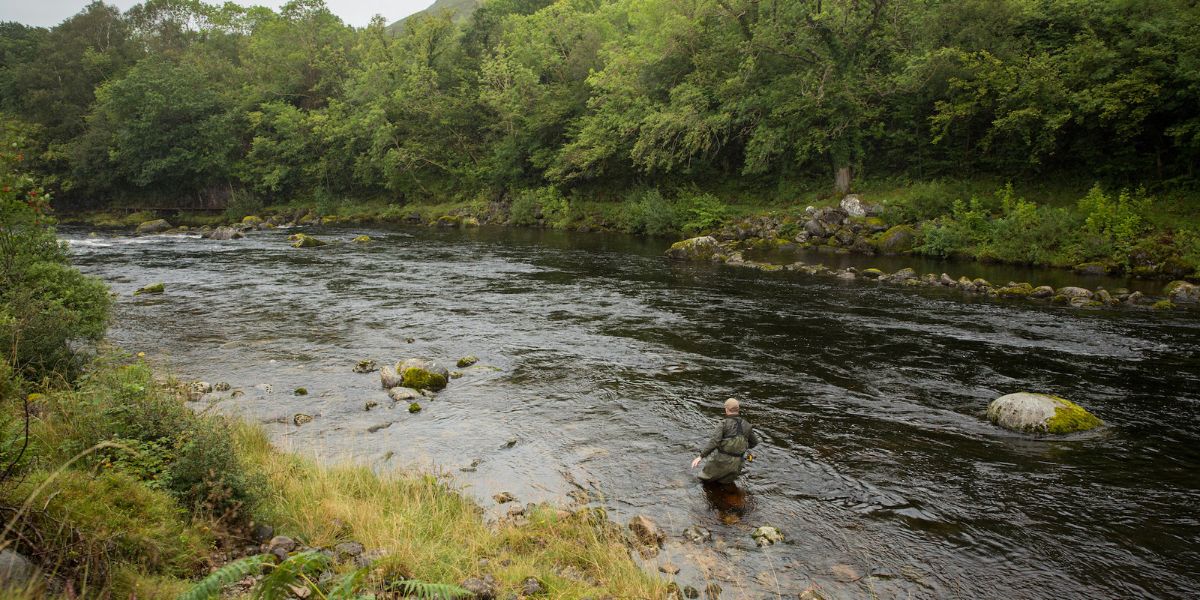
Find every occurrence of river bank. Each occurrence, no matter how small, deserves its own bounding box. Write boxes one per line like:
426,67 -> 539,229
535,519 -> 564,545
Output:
58,192 -> 1200,312
57,180 -> 1200,290
1,356 -> 670,599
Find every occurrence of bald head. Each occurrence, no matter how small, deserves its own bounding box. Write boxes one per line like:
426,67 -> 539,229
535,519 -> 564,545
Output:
724,398 -> 740,415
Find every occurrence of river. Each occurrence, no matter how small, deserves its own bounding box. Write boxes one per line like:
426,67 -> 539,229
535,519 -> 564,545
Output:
63,225 -> 1200,599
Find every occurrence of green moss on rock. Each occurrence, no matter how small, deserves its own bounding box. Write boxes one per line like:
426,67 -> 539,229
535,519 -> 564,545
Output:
1152,300 -> 1175,310
353,235 -> 371,243
290,233 -> 327,248
873,225 -> 916,254
134,282 -> 165,295
1045,396 -> 1104,434
402,367 -> 447,392
408,402 -> 422,413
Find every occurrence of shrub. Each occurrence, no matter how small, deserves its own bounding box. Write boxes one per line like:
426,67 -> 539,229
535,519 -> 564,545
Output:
677,190 -> 728,234
1077,184 -> 1150,267
916,197 -> 991,258
1,161 -> 111,381
982,187 -> 1082,266
508,186 -> 567,227
1174,228 -> 1200,273
620,188 -> 679,235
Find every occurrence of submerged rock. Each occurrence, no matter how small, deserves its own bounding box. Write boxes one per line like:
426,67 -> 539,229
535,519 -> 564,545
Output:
1030,285 -> 1055,299
353,235 -> 371,243
629,515 -> 664,547
996,282 -> 1034,298
135,219 -> 172,234
293,413 -> 313,426
1057,286 -> 1093,300
751,526 -> 784,546
380,366 -> 403,389
204,226 -> 243,240
665,236 -> 728,262
353,359 -> 378,373
134,282 -> 165,295
397,358 -> 449,391
290,233 -> 327,248
986,392 -> 1103,435
387,387 -> 421,402
456,355 -> 479,368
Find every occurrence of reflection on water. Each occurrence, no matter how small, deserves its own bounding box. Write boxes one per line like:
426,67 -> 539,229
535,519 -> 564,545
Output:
64,225 -> 1200,599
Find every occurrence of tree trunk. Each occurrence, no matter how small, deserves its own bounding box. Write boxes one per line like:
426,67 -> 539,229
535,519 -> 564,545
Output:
834,166 -> 852,196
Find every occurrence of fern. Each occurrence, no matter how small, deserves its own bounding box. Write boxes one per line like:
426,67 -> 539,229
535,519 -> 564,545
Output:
325,566 -> 371,599
256,550 -> 333,600
179,554 -> 275,600
391,580 -> 472,599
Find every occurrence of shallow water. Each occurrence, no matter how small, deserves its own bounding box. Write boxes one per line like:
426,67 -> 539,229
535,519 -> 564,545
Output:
65,226 -> 1200,599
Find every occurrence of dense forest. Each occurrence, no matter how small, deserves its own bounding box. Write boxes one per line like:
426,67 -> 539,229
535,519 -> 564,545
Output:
2,0 -> 1197,211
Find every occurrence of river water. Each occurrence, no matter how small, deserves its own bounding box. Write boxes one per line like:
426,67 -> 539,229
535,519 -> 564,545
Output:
63,226 -> 1199,599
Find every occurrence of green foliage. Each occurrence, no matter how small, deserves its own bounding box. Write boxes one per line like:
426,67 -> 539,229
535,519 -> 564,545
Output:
508,186 -> 567,227
391,580 -> 472,599
0,115 -> 111,380
178,554 -> 275,600
0,469 -> 212,589
1077,184 -> 1150,267
677,191 -> 728,235
619,188 -> 678,236
43,362 -> 259,520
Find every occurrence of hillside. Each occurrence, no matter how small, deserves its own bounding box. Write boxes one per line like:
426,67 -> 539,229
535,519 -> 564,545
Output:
386,0 -> 480,33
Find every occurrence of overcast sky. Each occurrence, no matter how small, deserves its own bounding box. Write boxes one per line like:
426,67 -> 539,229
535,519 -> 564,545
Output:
1,0 -> 434,28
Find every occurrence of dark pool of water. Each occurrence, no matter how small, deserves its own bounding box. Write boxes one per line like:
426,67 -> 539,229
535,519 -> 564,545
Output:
63,226 -> 1200,599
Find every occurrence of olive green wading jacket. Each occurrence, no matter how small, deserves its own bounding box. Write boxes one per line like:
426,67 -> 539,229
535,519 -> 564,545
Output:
698,416 -> 760,484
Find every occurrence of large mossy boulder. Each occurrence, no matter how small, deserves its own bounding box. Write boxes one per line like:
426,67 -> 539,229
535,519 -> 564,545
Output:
1164,280 -> 1199,303
135,219 -> 172,234
397,358 -> 449,391
986,392 -> 1103,435
665,236 -> 728,262
873,225 -> 916,254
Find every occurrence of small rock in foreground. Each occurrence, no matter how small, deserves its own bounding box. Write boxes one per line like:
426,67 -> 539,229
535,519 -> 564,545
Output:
751,525 -> 784,546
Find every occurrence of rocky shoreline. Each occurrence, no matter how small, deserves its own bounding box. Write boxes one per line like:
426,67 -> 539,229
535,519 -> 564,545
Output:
666,235 -> 1200,311
104,210 -> 1200,311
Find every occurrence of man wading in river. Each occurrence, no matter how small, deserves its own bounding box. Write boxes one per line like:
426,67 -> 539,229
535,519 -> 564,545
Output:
691,398 -> 759,485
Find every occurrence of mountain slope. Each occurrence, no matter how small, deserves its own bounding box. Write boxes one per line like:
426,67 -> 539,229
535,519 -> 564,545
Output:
386,0 -> 481,34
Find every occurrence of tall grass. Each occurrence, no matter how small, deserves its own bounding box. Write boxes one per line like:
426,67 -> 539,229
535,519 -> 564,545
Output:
236,424 -> 667,598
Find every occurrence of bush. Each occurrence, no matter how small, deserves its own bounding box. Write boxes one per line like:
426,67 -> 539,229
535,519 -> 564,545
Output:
677,190 -> 728,234
1077,184 -> 1150,267
981,186 -> 1081,265
620,188 -> 679,235
1,157 -> 111,381
508,186 -> 567,227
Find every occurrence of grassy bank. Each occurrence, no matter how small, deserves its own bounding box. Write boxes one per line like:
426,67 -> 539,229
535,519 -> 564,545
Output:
61,179 -> 1200,281
1,358 -> 667,598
